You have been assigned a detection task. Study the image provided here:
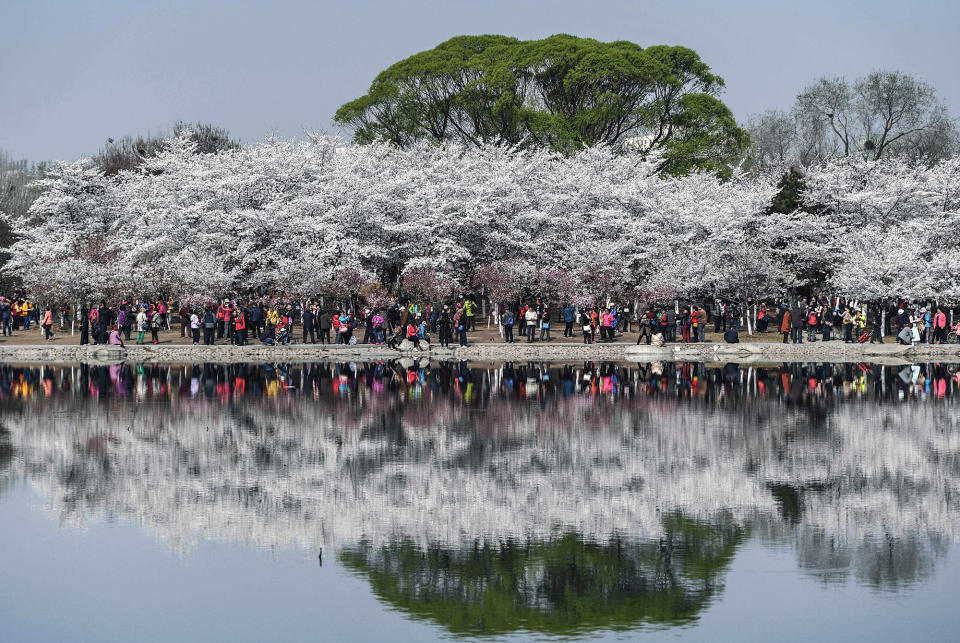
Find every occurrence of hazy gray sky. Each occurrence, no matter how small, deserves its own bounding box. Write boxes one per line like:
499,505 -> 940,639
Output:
2,0 -> 958,162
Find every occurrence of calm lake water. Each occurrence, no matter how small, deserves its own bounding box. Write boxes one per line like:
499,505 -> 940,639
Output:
2,360 -> 960,642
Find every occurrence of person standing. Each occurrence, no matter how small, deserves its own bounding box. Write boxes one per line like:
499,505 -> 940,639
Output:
790,302 -> 804,344
21,299 -> 33,330
360,308 -> 375,345
190,310 -> 201,344
923,307 -> 934,344
302,305 -> 316,344
116,306 -> 127,342
179,302 -> 191,338
79,305 -> 89,345
317,308 -> 331,344
135,306 -> 148,344
637,310 -> 653,345
806,309 -> 818,343
933,307 -> 948,344
696,305 -> 708,342
150,307 -> 163,344
247,303 -> 263,339
99,302 -> 112,345
203,307 -> 216,345
524,305 -> 539,343
841,307 -> 855,343
501,308 -> 514,343
157,300 -> 168,331
456,308 -> 468,346
780,308 -> 791,344
438,306 -> 453,347
463,296 -> 477,332
231,307 -> 245,346
680,307 -> 692,343
0,298 -> 11,336
372,310 -> 385,344
540,306 -> 552,342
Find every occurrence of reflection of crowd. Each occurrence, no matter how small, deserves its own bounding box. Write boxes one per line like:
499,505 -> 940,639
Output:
0,360 -> 958,405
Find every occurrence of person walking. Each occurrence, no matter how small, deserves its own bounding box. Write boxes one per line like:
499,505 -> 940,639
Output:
562,304 -> 576,337
869,306 -> 884,344
41,306 -> 54,340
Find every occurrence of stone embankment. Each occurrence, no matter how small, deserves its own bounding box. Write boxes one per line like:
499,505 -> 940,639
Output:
0,341 -> 958,364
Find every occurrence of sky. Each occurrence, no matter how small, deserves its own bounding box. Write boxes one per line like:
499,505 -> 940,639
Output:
1,0 -> 958,162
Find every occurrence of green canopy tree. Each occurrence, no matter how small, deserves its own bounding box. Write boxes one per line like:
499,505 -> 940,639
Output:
334,34 -> 748,176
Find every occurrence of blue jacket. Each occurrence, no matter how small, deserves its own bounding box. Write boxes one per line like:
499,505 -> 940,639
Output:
562,306 -> 576,323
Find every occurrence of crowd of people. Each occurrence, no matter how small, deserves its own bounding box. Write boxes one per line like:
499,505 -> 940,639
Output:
0,292 -> 957,348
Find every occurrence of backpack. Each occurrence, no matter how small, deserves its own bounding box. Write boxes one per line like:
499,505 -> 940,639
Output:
505,315 -> 514,326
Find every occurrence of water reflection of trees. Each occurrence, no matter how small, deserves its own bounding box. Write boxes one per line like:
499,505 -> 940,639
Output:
1,361 -> 959,599
339,515 -> 746,637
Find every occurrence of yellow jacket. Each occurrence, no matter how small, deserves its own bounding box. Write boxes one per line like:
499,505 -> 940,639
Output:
266,309 -> 280,326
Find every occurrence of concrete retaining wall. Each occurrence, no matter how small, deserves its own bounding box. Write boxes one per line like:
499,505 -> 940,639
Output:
0,341 -> 958,364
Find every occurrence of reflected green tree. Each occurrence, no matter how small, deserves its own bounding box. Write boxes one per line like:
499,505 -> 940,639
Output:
339,514 -> 747,636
